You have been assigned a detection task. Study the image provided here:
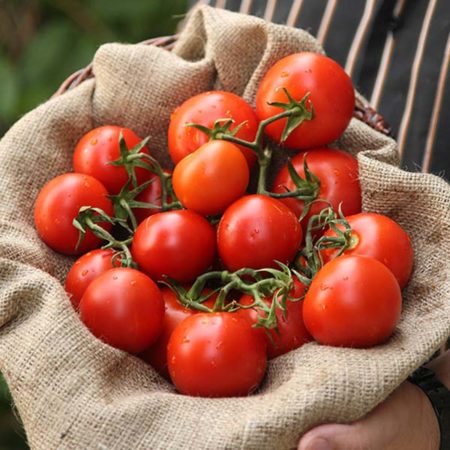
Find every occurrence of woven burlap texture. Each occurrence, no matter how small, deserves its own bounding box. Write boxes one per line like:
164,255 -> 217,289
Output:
0,5 -> 449,450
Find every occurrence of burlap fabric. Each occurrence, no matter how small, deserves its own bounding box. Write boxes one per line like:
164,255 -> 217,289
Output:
0,5 -> 449,450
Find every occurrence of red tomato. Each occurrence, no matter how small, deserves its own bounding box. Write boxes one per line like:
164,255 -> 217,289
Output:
256,52 -> 355,148
321,213 -> 414,288
140,287 -> 196,377
73,125 -> 151,194
168,91 -> 259,168
303,256 -> 402,348
167,312 -> 267,397
237,279 -> 311,358
141,288 -> 219,378
217,195 -> 302,271
34,173 -> 113,255
272,148 -> 361,231
79,268 -> 164,353
172,140 -> 249,216
132,210 -> 216,282
65,249 -> 120,309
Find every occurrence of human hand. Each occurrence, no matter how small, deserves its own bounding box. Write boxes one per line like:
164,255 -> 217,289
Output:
298,380 -> 440,450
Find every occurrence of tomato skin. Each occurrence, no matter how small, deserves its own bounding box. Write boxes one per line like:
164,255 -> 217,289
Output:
131,210 -> 216,282
321,213 -> 414,289
34,173 -> 113,255
256,53 -> 355,149
217,194 -> 302,271
65,249 -> 119,309
303,255 -> 402,348
73,126 -> 151,195
167,312 -> 267,397
141,288 -> 219,378
79,268 -> 164,353
272,148 -> 361,231
168,91 -> 259,168
237,279 -> 311,358
140,288 -> 196,377
172,140 -> 249,216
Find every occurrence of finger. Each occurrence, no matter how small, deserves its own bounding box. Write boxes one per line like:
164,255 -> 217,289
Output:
298,423 -> 363,450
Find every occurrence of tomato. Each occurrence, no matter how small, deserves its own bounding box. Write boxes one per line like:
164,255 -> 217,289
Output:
168,91 -> 259,168
237,279 -> 311,358
321,213 -> 414,288
65,249 -> 120,309
217,195 -> 302,271
172,140 -> 249,216
303,255 -> 402,348
140,288 -> 196,377
132,210 -> 216,282
73,125 -> 151,194
256,52 -> 355,149
141,288 -> 219,378
79,268 -> 164,353
167,312 -> 267,397
132,172 -> 170,223
272,148 -> 361,231
34,173 -> 113,255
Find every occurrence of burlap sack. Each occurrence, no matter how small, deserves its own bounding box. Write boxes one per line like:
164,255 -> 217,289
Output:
0,5 -> 449,450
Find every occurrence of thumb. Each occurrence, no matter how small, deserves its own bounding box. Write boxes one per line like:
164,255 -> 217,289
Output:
297,423 -> 364,450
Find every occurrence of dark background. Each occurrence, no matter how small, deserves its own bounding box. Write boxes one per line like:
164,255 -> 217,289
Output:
0,0 -> 187,447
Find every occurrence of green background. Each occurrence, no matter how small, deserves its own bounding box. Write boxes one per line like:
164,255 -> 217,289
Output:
0,0 -> 187,447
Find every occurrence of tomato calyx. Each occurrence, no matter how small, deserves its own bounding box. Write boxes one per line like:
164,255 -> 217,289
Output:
267,89 -> 315,142
108,179 -> 156,230
108,134 -> 150,188
315,207 -> 355,254
73,206 -> 136,267
185,118 -> 251,143
167,263 -> 300,330
269,155 -> 321,219
294,206 -> 354,282
110,134 -> 182,215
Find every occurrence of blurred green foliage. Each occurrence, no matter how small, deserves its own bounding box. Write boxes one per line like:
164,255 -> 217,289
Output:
0,0 -> 187,136
0,0 -> 187,447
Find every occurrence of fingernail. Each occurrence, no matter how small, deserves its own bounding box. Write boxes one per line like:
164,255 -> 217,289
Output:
307,437 -> 332,450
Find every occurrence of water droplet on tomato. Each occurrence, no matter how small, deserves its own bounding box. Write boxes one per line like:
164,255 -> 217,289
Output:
112,275 -> 118,280
81,270 -> 89,277
130,280 -> 136,286
90,139 -> 97,145
280,71 -> 289,78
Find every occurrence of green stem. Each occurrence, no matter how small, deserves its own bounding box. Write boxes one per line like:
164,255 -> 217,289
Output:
257,147 -> 273,194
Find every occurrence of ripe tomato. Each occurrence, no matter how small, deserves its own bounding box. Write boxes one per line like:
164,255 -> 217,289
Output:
141,288 -> 219,378
79,268 -> 164,353
272,148 -> 361,230
237,279 -> 311,358
140,287 -> 196,377
132,210 -> 216,282
65,249 -> 120,309
167,312 -> 267,397
168,91 -> 259,168
303,256 -> 402,348
217,194 -> 302,271
256,52 -> 355,148
34,173 -> 113,255
172,140 -> 249,216
321,213 -> 414,289
73,125 -> 151,194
